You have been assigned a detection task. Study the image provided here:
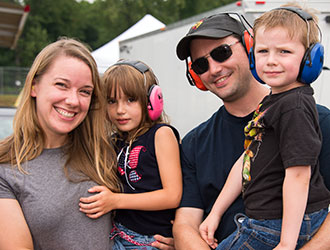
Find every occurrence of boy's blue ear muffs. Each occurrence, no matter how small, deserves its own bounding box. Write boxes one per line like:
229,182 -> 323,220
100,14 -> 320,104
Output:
114,60 -> 163,120
249,6 -> 324,85
298,43 -> 324,84
248,48 -> 266,84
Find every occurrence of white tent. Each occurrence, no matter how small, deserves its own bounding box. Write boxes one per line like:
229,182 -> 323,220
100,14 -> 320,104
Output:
92,14 -> 165,74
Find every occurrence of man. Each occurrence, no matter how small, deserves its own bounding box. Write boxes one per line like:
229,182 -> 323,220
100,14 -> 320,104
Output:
173,13 -> 330,250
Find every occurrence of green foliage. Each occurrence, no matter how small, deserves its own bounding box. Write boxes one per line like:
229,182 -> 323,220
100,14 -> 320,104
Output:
0,95 -> 18,106
15,23 -> 49,66
0,0 -> 236,67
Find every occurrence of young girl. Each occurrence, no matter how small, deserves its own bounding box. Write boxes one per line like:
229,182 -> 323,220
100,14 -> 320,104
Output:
199,4 -> 330,250
79,60 -> 182,249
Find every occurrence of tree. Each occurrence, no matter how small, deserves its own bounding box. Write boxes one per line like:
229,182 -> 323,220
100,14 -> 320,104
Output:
0,0 -> 236,67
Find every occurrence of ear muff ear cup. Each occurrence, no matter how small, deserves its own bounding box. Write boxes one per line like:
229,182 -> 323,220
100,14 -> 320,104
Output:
147,84 -> 164,121
242,29 -> 254,55
248,48 -> 266,84
187,61 -> 208,91
298,43 -> 324,84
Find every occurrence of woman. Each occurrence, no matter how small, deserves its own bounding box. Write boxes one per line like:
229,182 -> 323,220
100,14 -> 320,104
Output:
0,37 -> 120,249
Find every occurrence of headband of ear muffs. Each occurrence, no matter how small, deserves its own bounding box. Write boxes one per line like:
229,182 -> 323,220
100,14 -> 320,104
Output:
114,60 -> 164,120
249,6 -> 324,85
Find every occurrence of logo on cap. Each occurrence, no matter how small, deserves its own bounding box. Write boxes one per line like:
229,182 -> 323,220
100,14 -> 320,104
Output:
191,20 -> 203,30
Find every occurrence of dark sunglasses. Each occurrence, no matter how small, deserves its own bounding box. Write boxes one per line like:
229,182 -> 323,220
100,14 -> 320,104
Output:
191,40 -> 240,75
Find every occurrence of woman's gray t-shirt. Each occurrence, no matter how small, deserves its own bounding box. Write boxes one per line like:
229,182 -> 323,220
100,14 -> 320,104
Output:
0,147 -> 113,250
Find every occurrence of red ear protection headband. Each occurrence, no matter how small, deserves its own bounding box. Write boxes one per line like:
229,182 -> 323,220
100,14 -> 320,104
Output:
114,60 -> 163,121
186,13 -> 254,91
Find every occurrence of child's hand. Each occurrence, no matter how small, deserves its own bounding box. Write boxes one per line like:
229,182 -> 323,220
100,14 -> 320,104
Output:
79,186 -> 117,219
199,213 -> 220,249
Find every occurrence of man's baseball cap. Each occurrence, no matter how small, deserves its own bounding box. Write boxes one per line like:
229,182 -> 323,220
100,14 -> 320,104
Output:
176,13 -> 246,60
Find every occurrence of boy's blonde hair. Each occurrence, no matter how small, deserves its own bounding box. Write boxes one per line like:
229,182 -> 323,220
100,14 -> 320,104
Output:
0,37 -> 120,193
102,60 -> 168,145
253,2 -> 320,50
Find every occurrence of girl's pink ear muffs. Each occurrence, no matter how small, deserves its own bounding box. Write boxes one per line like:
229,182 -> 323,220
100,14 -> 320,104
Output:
147,85 -> 164,121
114,60 -> 164,121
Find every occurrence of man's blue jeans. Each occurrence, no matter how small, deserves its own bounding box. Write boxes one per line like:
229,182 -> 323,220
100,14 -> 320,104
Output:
110,222 -> 158,250
216,209 -> 328,250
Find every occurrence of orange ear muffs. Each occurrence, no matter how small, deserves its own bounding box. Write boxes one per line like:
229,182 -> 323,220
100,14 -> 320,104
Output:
186,61 -> 208,91
242,29 -> 253,55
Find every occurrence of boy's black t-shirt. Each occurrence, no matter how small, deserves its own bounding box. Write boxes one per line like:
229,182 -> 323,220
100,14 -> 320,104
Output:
243,86 -> 330,219
180,93 -> 330,242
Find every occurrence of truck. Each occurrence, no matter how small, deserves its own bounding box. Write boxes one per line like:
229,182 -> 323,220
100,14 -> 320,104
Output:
119,0 -> 330,136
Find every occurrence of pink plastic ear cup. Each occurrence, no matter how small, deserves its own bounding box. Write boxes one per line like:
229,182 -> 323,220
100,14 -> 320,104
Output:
148,85 -> 163,120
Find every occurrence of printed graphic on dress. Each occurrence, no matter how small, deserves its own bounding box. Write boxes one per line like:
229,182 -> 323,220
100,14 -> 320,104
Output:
117,145 -> 147,190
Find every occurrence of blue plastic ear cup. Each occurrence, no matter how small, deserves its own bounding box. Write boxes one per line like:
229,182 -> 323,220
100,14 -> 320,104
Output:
248,47 -> 265,84
298,43 -> 324,84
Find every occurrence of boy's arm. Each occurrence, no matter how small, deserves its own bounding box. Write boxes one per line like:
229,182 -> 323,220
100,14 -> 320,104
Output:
199,153 -> 244,248
274,166 -> 311,250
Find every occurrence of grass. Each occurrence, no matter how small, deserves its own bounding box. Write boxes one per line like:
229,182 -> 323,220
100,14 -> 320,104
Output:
0,95 -> 19,107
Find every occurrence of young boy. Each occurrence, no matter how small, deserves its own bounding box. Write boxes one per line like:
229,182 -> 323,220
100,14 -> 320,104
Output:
199,4 -> 330,250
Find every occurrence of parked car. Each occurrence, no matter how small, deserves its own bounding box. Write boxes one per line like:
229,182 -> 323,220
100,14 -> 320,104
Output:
0,107 -> 16,139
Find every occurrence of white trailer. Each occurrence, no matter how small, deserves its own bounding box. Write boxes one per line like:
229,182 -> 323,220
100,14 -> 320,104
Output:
119,0 -> 330,136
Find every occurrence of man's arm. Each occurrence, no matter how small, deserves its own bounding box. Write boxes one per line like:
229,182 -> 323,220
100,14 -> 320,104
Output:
173,207 -> 210,250
300,211 -> 330,250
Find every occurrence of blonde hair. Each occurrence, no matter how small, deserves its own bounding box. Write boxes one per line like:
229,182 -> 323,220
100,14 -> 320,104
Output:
0,37 -> 120,192
253,2 -> 320,50
102,60 -> 168,145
